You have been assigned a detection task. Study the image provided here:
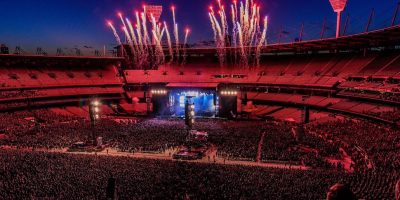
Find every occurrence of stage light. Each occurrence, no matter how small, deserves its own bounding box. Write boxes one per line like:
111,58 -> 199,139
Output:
190,105 -> 195,109
93,100 -> 100,106
190,111 -> 195,116
94,107 -> 100,113
179,96 -> 185,107
95,114 -> 99,119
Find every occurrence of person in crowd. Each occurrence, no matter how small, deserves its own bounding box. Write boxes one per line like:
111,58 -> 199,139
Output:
326,183 -> 357,200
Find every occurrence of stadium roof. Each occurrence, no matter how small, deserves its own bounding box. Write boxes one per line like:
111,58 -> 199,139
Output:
186,25 -> 400,54
1,25 -> 399,61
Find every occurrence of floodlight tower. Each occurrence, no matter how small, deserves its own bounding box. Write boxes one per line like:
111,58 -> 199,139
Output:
329,0 -> 348,38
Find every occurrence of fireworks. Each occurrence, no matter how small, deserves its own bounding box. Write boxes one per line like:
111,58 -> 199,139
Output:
183,28 -> 190,64
107,4 -> 189,69
209,0 -> 269,68
107,22 -> 122,46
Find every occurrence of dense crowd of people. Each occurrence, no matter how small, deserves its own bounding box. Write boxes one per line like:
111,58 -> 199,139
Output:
366,109 -> 400,122
0,90 -> 39,100
0,150 -> 398,200
341,87 -> 400,103
261,122 -> 342,169
0,150 -> 383,199
305,119 -> 400,173
0,108 -> 400,199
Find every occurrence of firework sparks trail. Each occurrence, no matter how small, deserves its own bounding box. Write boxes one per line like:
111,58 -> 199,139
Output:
256,16 -> 268,67
122,26 -> 134,51
209,0 -> 268,68
209,12 -> 218,44
126,18 -> 141,64
135,12 -> 143,47
118,14 -> 136,57
182,28 -> 190,65
107,4 -> 189,69
171,6 -> 180,62
164,22 -> 174,63
209,7 -> 225,66
150,14 -> 165,65
108,22 -> 122,46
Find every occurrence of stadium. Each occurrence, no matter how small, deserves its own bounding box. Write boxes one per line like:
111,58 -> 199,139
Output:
1,0 -> 400,199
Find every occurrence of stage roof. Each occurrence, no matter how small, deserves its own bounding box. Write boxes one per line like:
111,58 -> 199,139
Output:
166,83 -> 219,88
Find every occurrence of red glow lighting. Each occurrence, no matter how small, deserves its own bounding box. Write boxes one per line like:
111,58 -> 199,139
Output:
329,0 -> 348,12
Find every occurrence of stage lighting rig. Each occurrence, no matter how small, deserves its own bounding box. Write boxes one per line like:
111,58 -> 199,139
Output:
220,90 -> 238,96
185,100 -> 195,129
89,99 -> 102,142
89,100 -> 101,122
151,89 -> 168,95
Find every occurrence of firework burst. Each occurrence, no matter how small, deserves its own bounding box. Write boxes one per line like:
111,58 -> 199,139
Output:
209,0 -> 268,68
107,4 -> 189,69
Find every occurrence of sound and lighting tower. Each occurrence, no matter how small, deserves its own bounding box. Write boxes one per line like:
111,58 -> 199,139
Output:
89,99 -> 101,142
329,0 -> 348,38
185,98 -> 195,129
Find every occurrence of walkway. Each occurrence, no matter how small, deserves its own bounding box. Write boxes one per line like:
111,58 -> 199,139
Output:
256,132 -> 266,163
1,145 -> 309,170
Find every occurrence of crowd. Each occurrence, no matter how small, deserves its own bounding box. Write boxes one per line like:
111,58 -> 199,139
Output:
366,109 -> 400,122
261,123 -> 342,169
341,88 -> 400,103
0,150 -> 368,199
0,109 -> 400,199
0,90 -> 39,100
305,119 -> 400,173
0,110 -> 353,169
0,150 -> 398,200
0,111 -> 188,152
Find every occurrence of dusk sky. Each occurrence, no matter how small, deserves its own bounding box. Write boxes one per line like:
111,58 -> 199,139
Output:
0,0 -> 397,53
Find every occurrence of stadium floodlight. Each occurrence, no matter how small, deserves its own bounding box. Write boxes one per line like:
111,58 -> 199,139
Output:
145,5 -> 163,22
329,0 -> 348,38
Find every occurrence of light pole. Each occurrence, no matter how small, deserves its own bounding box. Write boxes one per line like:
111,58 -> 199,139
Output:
329,0 -> 348,38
